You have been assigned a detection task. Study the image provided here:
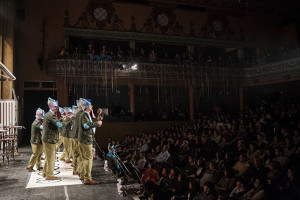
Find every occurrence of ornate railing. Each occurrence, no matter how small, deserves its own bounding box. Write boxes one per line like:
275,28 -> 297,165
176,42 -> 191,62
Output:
244,57 -> 300,78
46,58 -> 243,85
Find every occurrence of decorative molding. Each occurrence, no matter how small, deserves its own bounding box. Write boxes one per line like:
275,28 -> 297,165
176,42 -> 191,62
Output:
87,0 -> 115,29
67,0 -> 245,42
198,15 -> 239,41
72,0 -> 116,30
139,18 -> 154,33
244,57 -> 300,78
64,27 -> 245,47
151,7 -> 176,34
110,15 -> 126,31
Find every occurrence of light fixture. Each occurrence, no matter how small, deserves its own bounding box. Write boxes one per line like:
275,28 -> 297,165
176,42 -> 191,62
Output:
131,64 -> 138,70
117,63 -> 138,71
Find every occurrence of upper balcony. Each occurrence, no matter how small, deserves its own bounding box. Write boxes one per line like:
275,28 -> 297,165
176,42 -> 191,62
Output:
46,52 -> 300,87
46,54 -> 244,87
243,56 -> 300,86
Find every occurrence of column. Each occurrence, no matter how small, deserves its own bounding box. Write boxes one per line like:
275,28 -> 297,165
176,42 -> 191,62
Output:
57,79 -> 68,107
129,83 -> 135,115
239,86 -> 244,111
189,85 -> 194,121
0,1 -> 3,97
1,0 -> 15,99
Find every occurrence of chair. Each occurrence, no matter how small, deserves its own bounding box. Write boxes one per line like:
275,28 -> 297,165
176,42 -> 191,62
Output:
0,129 -> 14,164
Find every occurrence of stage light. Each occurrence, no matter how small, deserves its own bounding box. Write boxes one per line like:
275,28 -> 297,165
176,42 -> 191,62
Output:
131,64 -> 138,70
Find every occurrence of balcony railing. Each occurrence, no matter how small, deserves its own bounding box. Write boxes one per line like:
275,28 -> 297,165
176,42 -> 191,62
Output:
244,57 -> 300,78
46,55 -> 244,85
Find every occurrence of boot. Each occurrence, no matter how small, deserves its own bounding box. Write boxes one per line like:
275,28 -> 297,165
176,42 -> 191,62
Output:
84,180 -> 99,185
26,167 -> 35,172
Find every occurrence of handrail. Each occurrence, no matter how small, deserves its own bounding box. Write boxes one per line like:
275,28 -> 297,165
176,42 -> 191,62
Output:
0,62 -> 16,81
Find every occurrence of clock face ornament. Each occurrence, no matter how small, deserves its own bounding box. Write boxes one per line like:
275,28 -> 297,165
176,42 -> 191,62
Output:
212,19 -> 224,32
93,7 -> 108,21
157,13 -> 170,27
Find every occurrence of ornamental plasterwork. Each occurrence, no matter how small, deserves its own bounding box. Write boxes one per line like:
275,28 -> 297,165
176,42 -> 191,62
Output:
245,57 -> 300,78
66,0 -> 244,41
64,27 -> 244,47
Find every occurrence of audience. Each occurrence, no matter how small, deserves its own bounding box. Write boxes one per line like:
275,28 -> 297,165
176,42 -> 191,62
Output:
56,39 -> 300,69
105,95 -> 300,200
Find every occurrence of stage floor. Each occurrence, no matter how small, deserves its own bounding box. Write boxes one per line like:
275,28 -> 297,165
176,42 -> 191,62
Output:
0,146 -> 132,200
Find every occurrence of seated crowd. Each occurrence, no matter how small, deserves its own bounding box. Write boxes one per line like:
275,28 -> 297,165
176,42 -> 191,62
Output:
57,40 -> 300,68
106,97 -> 300,200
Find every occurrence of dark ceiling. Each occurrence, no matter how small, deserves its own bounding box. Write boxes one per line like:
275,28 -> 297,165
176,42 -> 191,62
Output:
115,0 -> 300,19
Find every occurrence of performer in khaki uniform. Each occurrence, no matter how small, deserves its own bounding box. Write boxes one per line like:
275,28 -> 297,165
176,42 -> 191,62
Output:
78,98 -> 102,184
70,101 -> 84,176
42,97 -> 63,180
27,108 -> 45,172
60,107 -> 73,163
56,107 -> 65,152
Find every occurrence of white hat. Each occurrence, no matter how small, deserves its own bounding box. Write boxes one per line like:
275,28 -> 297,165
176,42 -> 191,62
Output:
35,108 -> 44,120
72,105 -> 78,115
80,98 -> 91,110
47,97 -> 59,110
64,107 -> 72,115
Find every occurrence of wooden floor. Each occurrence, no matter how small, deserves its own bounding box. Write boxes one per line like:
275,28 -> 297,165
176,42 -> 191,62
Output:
0,146 -> 132,200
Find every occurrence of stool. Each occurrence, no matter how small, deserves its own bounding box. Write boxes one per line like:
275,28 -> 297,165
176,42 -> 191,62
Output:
0,129 -> 14,165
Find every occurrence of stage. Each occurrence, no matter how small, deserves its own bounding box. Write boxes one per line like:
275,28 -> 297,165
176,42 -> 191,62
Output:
0,146 -> 133,200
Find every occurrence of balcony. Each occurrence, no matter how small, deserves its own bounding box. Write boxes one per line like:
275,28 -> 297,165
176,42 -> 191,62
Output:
46,54 -> 244,87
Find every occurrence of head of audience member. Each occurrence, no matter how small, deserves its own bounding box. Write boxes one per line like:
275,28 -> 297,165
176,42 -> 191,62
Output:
238,154 -> 247,163
203,181 -> 214,194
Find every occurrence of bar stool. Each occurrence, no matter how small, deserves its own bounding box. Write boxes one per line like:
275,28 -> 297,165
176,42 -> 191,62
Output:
0,129 -> 14,164
4,125 -> 25,156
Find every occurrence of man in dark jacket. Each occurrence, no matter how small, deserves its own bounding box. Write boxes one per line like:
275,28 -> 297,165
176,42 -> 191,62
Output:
27,108 -> 44,172
41,97 -> 63,180
60,107 -> 73,163
69,101 -> 84,176
78,98 -> 102,184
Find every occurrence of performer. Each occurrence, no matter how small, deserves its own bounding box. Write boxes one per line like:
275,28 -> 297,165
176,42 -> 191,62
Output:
69,100 -> 84,176
78,98 -> 102,184
42,97 -> 63,180
27,108 -> 44,172
60,107 -> 73,163
56,107 -> 65,152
